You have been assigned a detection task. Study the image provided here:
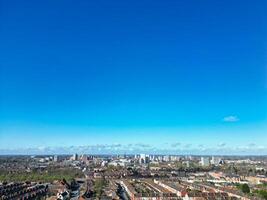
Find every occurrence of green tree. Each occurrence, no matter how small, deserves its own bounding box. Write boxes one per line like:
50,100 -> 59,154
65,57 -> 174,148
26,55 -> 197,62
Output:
241,184 -> 250,193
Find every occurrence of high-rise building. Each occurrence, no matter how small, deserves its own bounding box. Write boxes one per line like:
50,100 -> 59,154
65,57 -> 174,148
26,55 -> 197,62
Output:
211,156 -> 221,166
80,154 -> 88,163
163,155 -> 170,162
139,154 -> 149,164
170,155 -> 179,161
54,155 -> 58,162
186,160 -> 190,168
200,157 -> 210,166
72,153 -> 78,161
149,155 -> 155,161
158,156 -> 164,162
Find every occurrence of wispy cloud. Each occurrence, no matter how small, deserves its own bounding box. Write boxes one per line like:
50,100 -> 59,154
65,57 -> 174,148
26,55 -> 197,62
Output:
1,143 -> 266,155
223,115 -> 239,122
248,143 -> 256,147
134,143 -> 151,148
171,142 -> 181,148
218,142 -> 226,147
184,144 -> 192,148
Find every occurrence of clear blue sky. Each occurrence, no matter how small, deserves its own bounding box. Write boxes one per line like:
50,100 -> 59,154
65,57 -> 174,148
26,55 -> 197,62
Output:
0,0 -> 266,154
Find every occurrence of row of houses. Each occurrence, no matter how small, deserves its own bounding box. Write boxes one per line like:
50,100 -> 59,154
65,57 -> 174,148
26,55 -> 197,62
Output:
0,182 -> 48,200
120,179 -> 246,200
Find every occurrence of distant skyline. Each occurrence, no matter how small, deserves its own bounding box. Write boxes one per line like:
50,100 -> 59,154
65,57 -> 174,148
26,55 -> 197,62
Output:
0,0 -> 266,155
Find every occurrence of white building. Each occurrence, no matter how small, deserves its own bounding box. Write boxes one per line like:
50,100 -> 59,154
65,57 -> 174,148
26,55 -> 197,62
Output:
211,156 -> 221,166
108,159 -> 130,167
170,155 -> 180,161
163,155 -> 170,162
200,157 -> 210,166
54,155 -> 58,162
149,155 -> 155,161
185,161 -> 190,168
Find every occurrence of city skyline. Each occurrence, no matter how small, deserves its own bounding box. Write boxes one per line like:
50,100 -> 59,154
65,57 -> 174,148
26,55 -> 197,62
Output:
0,0 -> 267,155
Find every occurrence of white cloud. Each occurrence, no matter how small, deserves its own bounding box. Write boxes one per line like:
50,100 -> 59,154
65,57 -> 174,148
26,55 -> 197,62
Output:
184,144 -> 192,148
223,115 -> 239,122
248,143 -> 256,147
171,142 -> 181,147
1,143 -> 267,155
218,142 -> 226,147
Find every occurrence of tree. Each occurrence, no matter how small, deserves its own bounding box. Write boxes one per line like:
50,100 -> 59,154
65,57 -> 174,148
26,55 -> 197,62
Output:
241,184 -> 250,194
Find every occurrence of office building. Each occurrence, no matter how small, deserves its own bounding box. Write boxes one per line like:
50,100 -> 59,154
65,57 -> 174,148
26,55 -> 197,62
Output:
200,157 -> 210,166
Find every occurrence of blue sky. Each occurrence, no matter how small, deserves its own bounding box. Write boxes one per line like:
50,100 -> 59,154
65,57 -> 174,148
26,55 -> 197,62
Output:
0,0 -> 266,154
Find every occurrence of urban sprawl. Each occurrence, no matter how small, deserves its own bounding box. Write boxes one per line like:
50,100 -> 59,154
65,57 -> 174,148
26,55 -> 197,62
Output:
0,154 -> 267,200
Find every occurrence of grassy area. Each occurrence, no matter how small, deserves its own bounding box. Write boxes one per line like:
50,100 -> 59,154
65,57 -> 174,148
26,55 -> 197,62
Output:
0,168 -> 84,183
93,178 -> 107,199
253,189 -> 267,200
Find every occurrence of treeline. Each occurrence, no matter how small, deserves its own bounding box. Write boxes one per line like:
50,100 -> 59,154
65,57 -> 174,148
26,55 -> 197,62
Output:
0,168 -> 84,183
